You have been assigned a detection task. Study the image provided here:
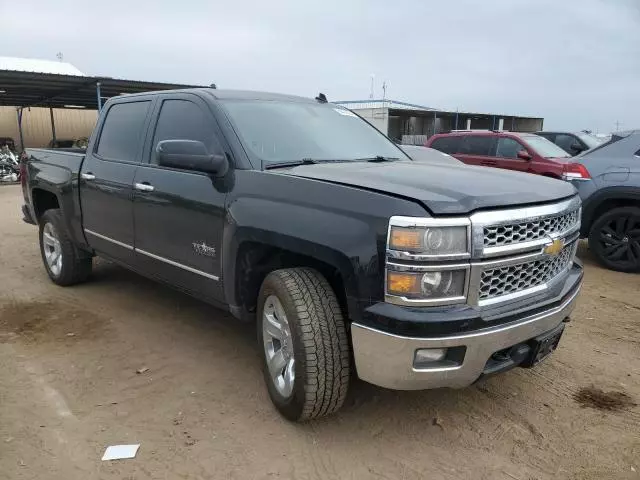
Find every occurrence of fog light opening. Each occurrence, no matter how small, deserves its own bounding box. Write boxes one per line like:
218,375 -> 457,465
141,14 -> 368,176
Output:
414,348 -> 447,367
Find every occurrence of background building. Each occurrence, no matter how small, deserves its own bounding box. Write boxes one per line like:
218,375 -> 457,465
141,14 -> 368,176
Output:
335,99 -> 544,144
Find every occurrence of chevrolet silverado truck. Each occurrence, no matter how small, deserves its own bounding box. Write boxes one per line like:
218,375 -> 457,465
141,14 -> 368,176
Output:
20,89 -> 583,421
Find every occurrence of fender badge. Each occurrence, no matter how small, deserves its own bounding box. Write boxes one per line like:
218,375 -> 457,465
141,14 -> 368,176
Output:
193,242 -> 216,258
543,238 -> 565,257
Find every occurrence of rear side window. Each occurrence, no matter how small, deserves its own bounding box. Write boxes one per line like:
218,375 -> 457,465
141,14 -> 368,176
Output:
458,136 -> 496,156
496,137 -> 526,158
96,101 -> 150,162
430,136 -> 461,154
151,99 -> 222,163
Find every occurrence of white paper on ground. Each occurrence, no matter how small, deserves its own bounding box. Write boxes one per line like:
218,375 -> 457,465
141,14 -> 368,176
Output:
101,444 -> 140,461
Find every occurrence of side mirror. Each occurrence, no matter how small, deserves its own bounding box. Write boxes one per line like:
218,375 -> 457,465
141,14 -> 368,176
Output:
157,140 -> 228,176
517,150 -> 532,160
570,142 -> 584,154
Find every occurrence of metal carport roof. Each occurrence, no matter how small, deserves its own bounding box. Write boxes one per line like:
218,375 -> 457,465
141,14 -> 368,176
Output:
0,69 -> 205,109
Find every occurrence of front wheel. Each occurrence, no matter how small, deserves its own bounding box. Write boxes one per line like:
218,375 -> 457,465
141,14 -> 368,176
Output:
257,268 -> 350,421
588,206 -> 640,273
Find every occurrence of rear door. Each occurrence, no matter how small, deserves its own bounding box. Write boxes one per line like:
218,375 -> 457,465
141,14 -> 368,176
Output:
494,136 -> 533,173
132,93 -> 228,303
80,98 -> 154,263
456,135 -> 497,167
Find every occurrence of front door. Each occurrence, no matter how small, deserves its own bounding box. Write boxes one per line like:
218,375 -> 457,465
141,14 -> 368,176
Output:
494,137 -> 532,173
132,95 -> 228,303
80,99 -> 153,263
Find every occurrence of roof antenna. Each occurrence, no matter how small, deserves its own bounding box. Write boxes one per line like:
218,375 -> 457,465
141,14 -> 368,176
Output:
315,92 -> 327,103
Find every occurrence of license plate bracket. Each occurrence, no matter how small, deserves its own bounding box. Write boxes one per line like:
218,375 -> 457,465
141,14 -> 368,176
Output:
521,324 -> 565,368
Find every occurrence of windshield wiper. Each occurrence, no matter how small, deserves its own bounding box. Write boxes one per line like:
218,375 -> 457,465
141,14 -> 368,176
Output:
265,158 -> 356,170
354,156 -> 400,162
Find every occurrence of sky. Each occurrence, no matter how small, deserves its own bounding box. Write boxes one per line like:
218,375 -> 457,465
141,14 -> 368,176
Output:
2,0 -> 639,133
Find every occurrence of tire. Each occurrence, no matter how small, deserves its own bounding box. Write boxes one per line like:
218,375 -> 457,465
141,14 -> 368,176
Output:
257,268 -> 350,421
588,206 -> 640,273
39,209 -> 92,285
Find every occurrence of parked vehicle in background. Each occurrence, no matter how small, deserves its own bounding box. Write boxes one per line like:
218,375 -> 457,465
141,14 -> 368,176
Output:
563,130 -> 640,272
400,144 -> 462,165
20,89 -> 583,421
427,130 -> 573,179
47,137 -> 89,149
536,131 -> 604,156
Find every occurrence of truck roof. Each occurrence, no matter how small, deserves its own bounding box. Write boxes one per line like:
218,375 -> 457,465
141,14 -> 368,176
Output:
118,87 -> 317,103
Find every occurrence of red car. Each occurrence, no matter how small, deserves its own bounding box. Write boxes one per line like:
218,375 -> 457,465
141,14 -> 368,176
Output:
426,130 -> 590,180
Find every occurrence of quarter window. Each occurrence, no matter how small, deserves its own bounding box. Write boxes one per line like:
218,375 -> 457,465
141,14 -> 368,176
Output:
96,101 -> 150,162
430,136 -> 461,154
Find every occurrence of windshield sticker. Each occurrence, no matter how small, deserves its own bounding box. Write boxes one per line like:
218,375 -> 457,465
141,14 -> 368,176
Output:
334,108 -> 357,117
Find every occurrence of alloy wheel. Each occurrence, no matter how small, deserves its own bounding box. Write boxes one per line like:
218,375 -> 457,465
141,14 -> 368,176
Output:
262,295 -> 295,398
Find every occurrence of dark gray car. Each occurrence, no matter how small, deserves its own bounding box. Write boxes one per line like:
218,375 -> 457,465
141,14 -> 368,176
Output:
536,131 -> 604,156
569,130 -> 640,272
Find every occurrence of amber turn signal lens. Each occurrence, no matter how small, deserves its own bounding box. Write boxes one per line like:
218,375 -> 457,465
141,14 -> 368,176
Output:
387,272 -> 421,295
390,228 -> 422,250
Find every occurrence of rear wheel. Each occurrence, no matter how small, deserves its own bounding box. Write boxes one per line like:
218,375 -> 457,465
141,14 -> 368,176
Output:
39,209 -> 92,285
257,268 -> 350,421
588,206 -> 640,273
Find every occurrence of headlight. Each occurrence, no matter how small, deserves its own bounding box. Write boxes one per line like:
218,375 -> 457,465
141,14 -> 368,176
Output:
386,216 -> 471,306
390,225 -> 468,255
387,269 -> 467,300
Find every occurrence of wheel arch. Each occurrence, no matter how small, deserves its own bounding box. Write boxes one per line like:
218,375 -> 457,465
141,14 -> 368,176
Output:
582,187 -> 640,235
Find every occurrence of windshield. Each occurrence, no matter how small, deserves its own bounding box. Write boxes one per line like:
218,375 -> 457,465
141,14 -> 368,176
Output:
577,133 -> 603,149
220,100 -> 407,165
523,135 -> 571,158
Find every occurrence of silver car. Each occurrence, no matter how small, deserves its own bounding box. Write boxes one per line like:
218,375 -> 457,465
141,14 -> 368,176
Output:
568,130 -> 640,272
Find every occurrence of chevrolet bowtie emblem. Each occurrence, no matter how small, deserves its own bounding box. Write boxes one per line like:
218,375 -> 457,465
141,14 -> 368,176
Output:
543,238 -> 565,256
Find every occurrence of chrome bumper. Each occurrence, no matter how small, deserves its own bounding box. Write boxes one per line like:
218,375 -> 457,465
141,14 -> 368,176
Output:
351,284 -> 581,390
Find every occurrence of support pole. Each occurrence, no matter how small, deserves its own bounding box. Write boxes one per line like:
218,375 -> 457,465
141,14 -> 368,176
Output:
433,110 -> 437,136
492,115 -> 496,130
454,110 -> 459,130
49,107 -> 57,145
96,82 -> 103,111
16,108 -> 25,152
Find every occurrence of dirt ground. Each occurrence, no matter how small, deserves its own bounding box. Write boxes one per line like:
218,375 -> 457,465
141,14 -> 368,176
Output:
0,184 -> 638,480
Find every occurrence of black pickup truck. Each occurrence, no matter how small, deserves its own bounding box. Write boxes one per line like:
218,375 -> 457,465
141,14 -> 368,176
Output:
21,89 -> 583,421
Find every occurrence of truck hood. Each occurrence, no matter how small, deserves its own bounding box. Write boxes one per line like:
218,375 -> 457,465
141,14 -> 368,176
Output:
278,161 -> 576,215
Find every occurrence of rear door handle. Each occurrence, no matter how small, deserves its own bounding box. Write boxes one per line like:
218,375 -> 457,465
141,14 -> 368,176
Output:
481,161 -> 497,166
81,172 -> 96,180
135,182 -> 155,192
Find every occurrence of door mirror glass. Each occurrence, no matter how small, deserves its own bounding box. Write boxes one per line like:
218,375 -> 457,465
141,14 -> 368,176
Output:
156,140 -> 228,176
517,149 -> 532,160
570,142 -> 584,154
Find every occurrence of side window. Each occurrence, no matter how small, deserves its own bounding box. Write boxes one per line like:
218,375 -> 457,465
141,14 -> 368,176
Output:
96,101 -> 150,162
496,137 -> 526,158
430,136 -> 461,154
151,100 -> 222,163
458,136 -> 496,156
554,134 -> 577,153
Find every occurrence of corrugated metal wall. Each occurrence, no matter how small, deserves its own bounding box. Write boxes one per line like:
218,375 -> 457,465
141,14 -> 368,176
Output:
0,106 -> 98,149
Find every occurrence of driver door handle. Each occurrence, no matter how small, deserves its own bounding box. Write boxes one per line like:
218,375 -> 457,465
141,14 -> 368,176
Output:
135,182 -> 155,192
81,172 -> 96,180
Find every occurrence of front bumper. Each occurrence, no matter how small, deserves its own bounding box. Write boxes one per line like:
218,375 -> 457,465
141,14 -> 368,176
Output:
351,277 -> 581,390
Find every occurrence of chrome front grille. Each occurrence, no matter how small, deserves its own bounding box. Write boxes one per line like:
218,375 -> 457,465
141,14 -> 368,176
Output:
478,244 -> 575,301
483,208 -> 580,248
